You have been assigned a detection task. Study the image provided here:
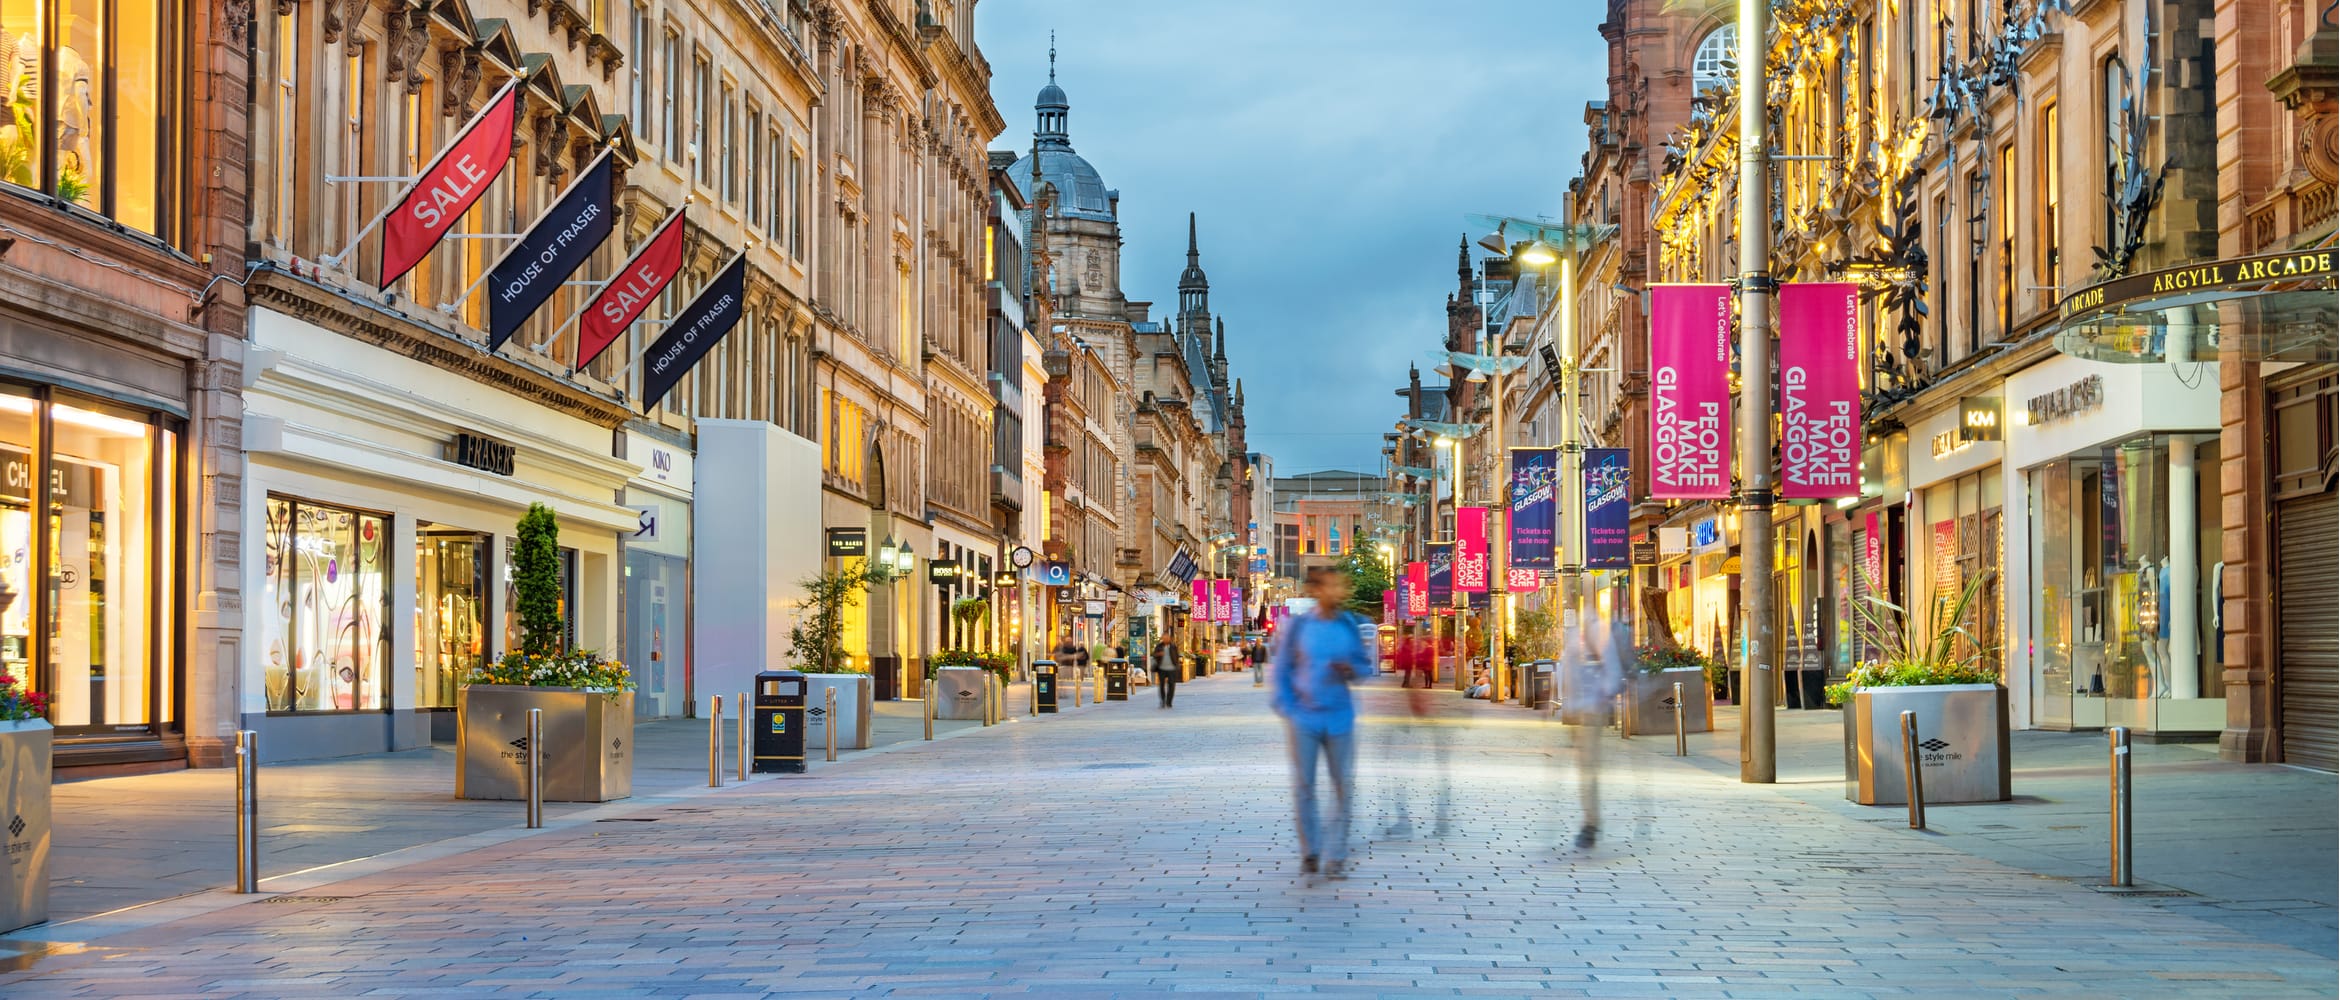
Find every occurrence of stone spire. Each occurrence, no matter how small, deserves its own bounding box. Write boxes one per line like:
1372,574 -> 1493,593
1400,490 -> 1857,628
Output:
1178,212 -> 1210,337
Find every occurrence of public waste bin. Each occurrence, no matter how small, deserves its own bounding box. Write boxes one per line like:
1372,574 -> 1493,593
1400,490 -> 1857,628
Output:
1528,660 -> 1557,710
934,666 -> 988,720
1104,658 -> 1130,700
1034,660 -> 1059,713
752,670 -> 806,773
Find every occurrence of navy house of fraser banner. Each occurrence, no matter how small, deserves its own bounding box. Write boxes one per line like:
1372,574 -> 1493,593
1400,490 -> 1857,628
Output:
487,151 -> 617,351
1509,447 -> 1557,570
639,252 -> 749,412
1427,541 -> 1454,605
1584,448 -> 1632,569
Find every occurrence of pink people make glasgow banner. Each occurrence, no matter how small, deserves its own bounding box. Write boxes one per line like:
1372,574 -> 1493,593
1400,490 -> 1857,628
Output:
1211,579 -> 1234,623
1456,506 -> 1489,593
1405,561 -> 1428,618
1649,284 -> 1732,499
1779,282 -> 1861,499
1192,578 -> 1208,620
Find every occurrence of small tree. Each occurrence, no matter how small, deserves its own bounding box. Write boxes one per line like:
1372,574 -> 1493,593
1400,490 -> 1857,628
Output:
513,502 -> 564,658
1333,547 -> 1393,617
787,564 -> 871,673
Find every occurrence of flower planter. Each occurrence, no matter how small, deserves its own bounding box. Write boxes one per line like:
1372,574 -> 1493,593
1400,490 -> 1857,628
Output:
932,667 -> 989,720
1627,668 -> 1713,735
802,674 -> 872,750
456,685 -> 633,802
0,719 -> 51,934
1843,683 -> 2011,806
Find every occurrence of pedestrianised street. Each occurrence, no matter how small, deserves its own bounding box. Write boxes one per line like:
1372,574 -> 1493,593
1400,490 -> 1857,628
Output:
1,676 -> 2329,997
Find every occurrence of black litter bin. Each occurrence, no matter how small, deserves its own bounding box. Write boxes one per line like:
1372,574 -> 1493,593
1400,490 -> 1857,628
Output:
1528,660 -> 1557,710
1034,660 -> 1059,713
753,669 -> 807,773
1104,658 -> 1130,701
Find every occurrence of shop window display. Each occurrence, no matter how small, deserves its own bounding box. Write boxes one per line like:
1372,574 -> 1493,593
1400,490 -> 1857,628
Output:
263,496 -> 389,712
1,388 -> 178,736
2030,433 -> 2223,731
415,528 -> 488,709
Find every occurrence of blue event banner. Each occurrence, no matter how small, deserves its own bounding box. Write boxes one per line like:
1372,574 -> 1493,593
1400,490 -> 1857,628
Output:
1508,448 -> 1557,570
1584,448 -> 1631,569
1427,542 -> 1454,606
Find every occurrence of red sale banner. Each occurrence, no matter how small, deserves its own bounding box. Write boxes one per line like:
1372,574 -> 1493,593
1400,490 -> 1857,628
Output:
1649,284 -> 1732,499
1779,282 -> 1862,499
576,208 -> 688,369
380,80 -> 519,288
1456,505 -> 1489,593
1405,561 -> 1428,618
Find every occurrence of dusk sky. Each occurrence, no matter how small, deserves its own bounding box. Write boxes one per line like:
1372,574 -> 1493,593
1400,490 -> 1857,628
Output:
976,1 -> 1608,475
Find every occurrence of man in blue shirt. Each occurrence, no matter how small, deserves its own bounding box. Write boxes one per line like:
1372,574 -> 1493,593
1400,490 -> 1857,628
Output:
1271,566 -> 1377,878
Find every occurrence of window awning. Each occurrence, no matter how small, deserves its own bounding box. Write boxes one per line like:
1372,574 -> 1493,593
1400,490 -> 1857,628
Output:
2051,248 -> 2336,364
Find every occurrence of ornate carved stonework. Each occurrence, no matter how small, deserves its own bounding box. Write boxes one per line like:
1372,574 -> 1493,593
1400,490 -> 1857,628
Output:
321,0 -> 369,45
386,4 -> 431,92
224,0 -> 255,47
440,46 -> 483,116
532,113 -> 568,178
813,0 -> 842,39
275,0 -> 295,17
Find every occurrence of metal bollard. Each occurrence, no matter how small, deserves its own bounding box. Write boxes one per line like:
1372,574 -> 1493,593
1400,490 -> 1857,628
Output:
1031,672 -> 1041,717
1616,693 -> 1630,740
923,684 -> 935,740
736,692 -> 749,783
708,695 -> 724,787
825,687 -> 839,762
2109,726 -> 2132,887
982,674 -> 995,727
1900,710 -> 1925,830
234,730 -> 259,893
1673,681 -> 1687,757
1074,666 -> 1084,707
524,708 -> 544,829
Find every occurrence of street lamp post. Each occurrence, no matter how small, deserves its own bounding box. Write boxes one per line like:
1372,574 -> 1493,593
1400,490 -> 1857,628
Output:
1736,0 -> 1779,783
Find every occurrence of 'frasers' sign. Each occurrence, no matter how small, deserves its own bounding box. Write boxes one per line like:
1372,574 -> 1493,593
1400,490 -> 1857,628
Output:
1649,284 -> 1732,499
1779,283 -> 1861,499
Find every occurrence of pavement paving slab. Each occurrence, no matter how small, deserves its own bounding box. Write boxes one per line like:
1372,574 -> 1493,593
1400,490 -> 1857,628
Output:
1,672 -> 2332,997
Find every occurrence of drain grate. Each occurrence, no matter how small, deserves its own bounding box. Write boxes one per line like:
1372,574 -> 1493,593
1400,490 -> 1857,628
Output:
1079,762 -> 1151,770
597,817 -> 660,823
259,896 -> 348,905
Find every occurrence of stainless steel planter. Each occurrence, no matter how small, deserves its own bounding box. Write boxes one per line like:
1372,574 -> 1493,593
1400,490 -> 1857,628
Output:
1627,668 -> 1713,735
1844,683 -> 2011,805
933,667 -> 988,720
456,686 -> 633,802
0,719 -> 52,934
802,674 -> 872,750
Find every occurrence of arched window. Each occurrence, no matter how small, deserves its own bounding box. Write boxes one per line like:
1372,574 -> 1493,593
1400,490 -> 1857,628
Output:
1693,24 -> 1738,91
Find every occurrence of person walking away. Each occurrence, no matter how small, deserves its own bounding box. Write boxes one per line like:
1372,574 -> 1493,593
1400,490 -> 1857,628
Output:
1271,567 -> 1377,878
1151,638 -> 1182,708
1246,637 -> 1269,684
1559,607 -> 1630,848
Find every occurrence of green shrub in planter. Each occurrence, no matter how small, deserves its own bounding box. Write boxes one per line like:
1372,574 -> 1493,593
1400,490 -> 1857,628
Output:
1826,570 -> 1999,707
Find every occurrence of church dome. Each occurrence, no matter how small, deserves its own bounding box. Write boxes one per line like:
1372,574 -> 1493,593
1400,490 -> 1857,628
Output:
1036,81 -> 1068,108
1010,147 -> 1116,221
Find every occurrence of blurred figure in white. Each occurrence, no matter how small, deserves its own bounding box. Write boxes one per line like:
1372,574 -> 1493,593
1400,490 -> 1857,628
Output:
1558,605 -> 1630,848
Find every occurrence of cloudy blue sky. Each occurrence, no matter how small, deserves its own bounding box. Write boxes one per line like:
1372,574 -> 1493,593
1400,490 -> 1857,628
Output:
975,1 -> 1607,475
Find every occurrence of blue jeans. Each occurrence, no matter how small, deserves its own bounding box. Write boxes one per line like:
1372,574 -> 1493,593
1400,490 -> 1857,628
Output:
1286,723 -> 1357,863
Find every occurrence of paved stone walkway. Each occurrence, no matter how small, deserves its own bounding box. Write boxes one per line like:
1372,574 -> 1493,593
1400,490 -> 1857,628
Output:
3,673 -> 2332,997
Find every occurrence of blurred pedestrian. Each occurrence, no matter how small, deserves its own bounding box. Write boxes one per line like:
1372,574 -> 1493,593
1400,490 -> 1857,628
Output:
1151,637 -> 1182,708
1271,566 -> 1377,878
1245,636 -> 1269,683
1560,606 -> 1631,848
